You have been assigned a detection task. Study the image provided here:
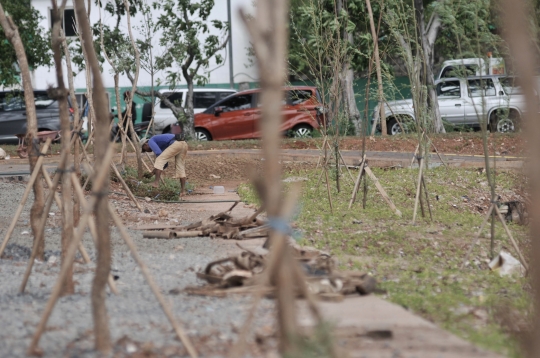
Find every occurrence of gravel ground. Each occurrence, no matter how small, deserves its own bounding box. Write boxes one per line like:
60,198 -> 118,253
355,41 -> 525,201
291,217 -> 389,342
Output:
0,182 -> 276,357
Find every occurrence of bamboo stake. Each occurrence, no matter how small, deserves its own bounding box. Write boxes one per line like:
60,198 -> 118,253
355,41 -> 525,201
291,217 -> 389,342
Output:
27,145 -> 114,355
364,166 -> 402,217
20,169 -> 66,292
348,155 -> 366,209
107,204 -> 198,357
110,163 -> 143,211
412,157 -> 424,223
494,205 -> 529,271
462,204 -> 494,269
0,138 -> 51,258
337,148 -> 355,183
41,166 -> 93,265
421,176 -> 433,220
70,173 -> 119,295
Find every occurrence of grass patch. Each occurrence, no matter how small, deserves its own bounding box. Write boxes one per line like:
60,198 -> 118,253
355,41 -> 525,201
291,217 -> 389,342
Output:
238,166 -> 530,358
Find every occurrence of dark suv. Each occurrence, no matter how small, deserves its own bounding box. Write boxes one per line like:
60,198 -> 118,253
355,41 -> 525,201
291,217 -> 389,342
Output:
0,90 -> 66,144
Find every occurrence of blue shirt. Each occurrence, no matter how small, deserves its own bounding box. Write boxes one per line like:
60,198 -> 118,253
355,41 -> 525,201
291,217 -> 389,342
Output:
148,134 -> 175,156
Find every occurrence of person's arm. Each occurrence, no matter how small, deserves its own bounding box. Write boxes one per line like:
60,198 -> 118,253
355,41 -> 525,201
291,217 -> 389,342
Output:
148,138 -> 162,156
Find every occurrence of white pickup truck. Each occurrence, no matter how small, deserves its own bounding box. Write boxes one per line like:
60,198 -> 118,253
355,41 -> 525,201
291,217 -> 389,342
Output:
374,75 -> 527,135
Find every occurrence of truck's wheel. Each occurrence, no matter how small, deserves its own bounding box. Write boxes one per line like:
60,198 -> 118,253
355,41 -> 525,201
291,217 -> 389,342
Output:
490,109 -> 519,133
387,117 -> 412,135
195,128 -> 212,141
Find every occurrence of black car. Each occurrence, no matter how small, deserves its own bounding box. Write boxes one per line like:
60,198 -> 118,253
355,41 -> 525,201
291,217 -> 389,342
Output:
0,90 -> 68,144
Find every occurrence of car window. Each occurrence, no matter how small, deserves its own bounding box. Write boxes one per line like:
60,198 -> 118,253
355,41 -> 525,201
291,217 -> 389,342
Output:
441,65 -> 477,78
217,92 -> 234,101
194,92 -> 219,109
219,94 -> 253,112
0,92 -> 55,112
160,92 -> 183,109
288,90 -> 313,105
467,79 -> 496,97
437,81 -> 461,98
500,77 -> 523,95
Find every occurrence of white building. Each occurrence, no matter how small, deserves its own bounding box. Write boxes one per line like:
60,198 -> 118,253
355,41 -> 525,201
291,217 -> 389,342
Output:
30,0 -> 258,117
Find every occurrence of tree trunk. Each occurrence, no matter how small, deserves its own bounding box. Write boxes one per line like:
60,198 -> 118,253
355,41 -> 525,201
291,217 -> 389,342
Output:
73,0 -> 112,353
51,1 -> 75,296
62,32 -> 81,227
340,0 -> 361,135
0,4 -> 46,260
499,1 -> 540,357
123,0 -> 143,178
183,76 -> 196,139
414,0 -> 445,133
366,0 -> 386,136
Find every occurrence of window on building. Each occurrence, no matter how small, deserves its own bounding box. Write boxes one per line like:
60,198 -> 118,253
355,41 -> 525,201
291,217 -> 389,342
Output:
50,8 -> 77,37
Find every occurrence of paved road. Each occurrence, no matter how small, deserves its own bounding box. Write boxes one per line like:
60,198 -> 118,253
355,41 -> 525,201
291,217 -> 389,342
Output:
0,148 -> 523,177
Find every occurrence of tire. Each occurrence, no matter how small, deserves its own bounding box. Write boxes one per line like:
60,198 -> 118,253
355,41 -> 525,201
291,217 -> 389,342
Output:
195,128 -> 212,141
489,109 -> 519,133
387,117 -> 412,135
292,124 -> 313,138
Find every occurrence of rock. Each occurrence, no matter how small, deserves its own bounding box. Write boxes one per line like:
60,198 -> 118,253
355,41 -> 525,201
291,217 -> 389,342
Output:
144,197 -> 151,202
158,209 -> 169,218
47,256 -> 57,264
0,148 -> 5,160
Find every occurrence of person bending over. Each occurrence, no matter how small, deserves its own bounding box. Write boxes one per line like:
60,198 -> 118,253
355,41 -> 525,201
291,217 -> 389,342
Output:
141,133 -> 188,197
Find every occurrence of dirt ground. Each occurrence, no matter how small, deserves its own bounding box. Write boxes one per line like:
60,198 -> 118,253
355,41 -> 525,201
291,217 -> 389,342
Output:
188,132 -> 526,157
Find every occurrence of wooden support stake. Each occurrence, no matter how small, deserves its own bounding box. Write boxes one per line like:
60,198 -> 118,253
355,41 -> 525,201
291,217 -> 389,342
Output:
462,204 -> 494,268
41,167 -> 92,266
110,162 -> 143,212
0,138 -> 52,257
70,173 -> 119,295
412,157 -> 424,223
337,148 -> 355,183
494,205 -> 529,271
348,155 -> 366,209
107,204 -> 198,358
421,176 -> 433,220
27,145 -> 114,355
364,166 -> 402,217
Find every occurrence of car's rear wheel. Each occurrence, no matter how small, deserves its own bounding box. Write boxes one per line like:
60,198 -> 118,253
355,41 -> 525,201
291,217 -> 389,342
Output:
292,124 -> 313,138
490,109 -> 520,133
195,128 -> 212,141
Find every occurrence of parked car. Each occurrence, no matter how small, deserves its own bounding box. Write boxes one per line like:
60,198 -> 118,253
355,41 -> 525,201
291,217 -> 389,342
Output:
141,88 -> 237,134
0,90 -> 69,144
193,86 -> 324,141
374,76 -> 527,135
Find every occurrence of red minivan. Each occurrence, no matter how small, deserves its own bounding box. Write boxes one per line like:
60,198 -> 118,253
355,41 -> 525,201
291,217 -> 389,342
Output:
193,86 -> 324,141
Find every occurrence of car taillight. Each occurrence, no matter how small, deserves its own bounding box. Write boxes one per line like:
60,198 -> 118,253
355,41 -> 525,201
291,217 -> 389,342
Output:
69,108 -> 74,114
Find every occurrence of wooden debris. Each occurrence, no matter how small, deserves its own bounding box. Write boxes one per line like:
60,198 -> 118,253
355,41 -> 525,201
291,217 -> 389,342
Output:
186,247 -> 377,301
139,208 -> 269,241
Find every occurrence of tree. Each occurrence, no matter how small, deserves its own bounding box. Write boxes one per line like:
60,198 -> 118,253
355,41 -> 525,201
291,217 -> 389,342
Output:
0,0 -> 50,87
0,1 -> 49,260
151,0 -> 229,138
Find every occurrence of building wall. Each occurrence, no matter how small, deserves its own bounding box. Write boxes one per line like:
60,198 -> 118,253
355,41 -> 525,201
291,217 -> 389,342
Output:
30,0 -> 258,92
